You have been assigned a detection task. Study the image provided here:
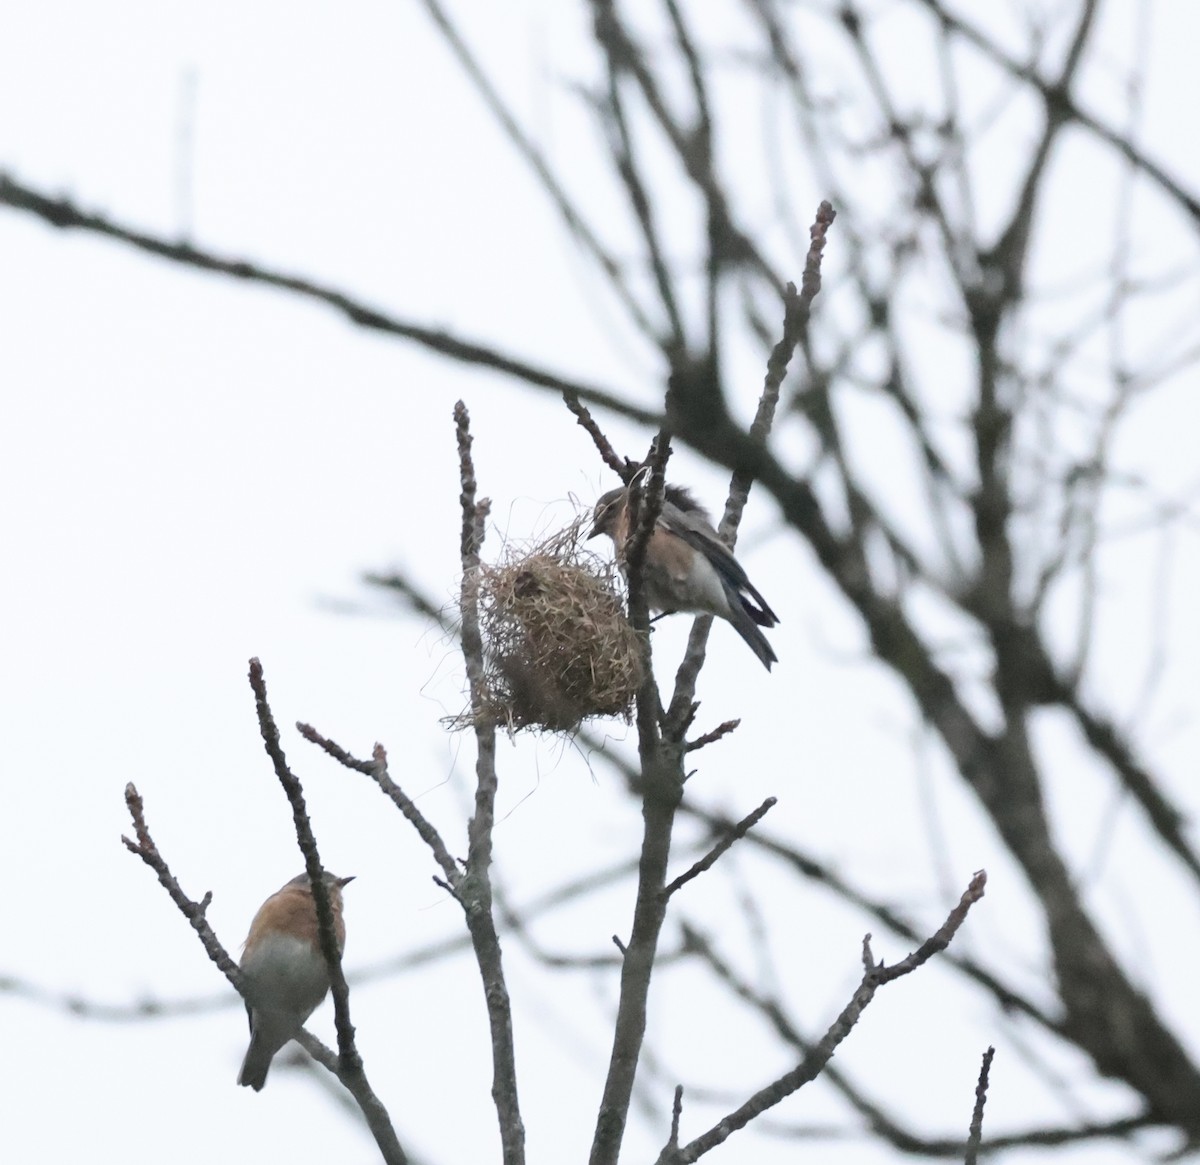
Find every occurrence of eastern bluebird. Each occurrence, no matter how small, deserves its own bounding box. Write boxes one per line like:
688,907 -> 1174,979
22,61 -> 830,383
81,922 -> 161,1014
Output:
590,484 -> 779,669
237,871 -> 354,1091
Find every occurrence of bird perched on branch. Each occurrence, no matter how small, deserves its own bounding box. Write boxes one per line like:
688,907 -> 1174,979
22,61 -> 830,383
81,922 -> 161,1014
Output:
589,484 -> 779,669
237,870 -> 354,1091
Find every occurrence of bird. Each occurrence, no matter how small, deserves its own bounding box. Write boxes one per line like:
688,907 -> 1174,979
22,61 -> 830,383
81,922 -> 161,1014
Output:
237,870 -> 354,1091
589,484 -> 779,669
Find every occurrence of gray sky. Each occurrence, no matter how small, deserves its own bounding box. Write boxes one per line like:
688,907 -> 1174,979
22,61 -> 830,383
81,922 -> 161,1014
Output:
3,2 -> 1199,1163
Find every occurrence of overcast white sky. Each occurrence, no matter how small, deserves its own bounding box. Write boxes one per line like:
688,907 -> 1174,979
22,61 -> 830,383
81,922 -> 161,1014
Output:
3,3 -> 1199,1164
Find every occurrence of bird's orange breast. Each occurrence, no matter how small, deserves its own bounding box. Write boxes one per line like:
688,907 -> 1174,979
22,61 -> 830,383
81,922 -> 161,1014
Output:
244,886 -> 346,953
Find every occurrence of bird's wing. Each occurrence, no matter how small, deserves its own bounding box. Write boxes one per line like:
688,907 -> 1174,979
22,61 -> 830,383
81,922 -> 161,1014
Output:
659,502 -> 778,625
659,503 -> 749,586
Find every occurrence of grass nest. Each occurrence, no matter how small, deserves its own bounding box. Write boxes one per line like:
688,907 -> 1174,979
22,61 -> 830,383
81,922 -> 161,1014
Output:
448,516 -> 643,735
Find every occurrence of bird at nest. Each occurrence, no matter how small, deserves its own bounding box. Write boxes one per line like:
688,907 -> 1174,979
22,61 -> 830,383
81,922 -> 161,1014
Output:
589,484 -> 779,670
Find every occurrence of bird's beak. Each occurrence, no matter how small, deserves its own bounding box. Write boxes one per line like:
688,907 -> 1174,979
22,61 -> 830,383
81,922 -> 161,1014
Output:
337,875 -> 356,888
588,520 -> 602,540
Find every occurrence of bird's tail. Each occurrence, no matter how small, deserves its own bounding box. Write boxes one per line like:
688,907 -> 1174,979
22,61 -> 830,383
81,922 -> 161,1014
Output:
725,593 -> 778,670
237,1037 -> 273,1091
238,1015 -> 293,1091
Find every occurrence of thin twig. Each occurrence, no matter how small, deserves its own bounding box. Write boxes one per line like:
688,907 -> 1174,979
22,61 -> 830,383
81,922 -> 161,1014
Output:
683,719 -> 741,753
362,570 -> 452,625
416,0 -> 663,342
297,726 -> 460,887
654,1084 -> 685,1163
624,433 -> 673,599
563,391 -> 635,481
121,783 -> 240,983
598,35 -> 688,354
664,798 -> 776,898
623,431 -> 673,740
666,206 -> 833,731
248,659 -> 358,1071
873,869 -> 987,984
964,1047 -> 996,1165
455,400 -> 493,723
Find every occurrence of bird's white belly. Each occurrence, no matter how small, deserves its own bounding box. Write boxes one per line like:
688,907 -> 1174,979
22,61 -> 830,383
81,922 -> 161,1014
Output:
643,555 -> 730,617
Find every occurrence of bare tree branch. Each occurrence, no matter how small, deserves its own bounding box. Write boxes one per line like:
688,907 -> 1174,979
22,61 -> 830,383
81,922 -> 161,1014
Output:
590,429 -> 680,1165
417,0 -> 664,344
121,784 -> 240,983
661,872 -> 987,1162
452,402 -> 526,1165
0,172 -> 656,427
665,208 -> 833,733
911,0 -> 1200,224
247,658 -> 405,1164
